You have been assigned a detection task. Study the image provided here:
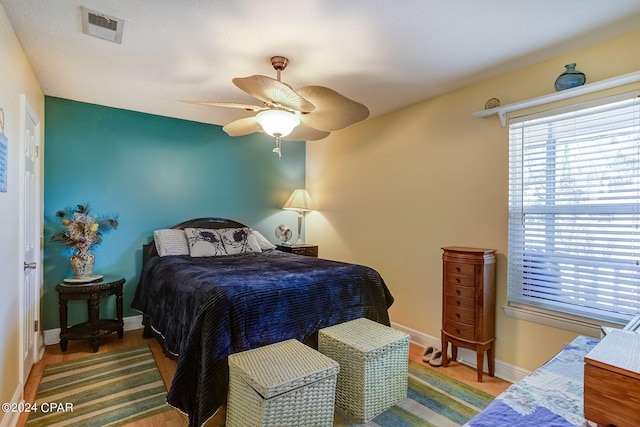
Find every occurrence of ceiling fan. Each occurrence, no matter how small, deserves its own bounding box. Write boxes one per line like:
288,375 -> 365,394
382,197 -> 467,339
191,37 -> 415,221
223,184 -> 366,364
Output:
182,56 -> 370,157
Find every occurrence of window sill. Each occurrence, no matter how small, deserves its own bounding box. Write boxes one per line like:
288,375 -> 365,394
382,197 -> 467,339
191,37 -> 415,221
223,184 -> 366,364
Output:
503,303 -> 623,338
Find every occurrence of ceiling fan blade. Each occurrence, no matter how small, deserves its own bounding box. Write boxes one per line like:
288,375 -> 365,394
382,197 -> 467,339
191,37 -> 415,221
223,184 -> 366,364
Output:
283,121 -> 330,141
296,85 -> 369,131
222,117 -> 263,137
233,75 -> 316,113
180,100 -> 266,111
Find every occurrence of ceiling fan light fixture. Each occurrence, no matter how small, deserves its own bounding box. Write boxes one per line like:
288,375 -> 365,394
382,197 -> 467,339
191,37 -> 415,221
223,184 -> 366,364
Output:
256,110 -> 300,137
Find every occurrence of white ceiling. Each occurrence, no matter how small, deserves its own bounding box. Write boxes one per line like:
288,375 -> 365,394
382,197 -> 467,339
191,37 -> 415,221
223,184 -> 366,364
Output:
3,0 -> 640,129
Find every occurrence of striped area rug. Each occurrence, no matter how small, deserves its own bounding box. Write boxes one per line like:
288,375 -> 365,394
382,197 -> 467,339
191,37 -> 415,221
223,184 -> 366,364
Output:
27,345 -> 172,427
335,360 -> 494,427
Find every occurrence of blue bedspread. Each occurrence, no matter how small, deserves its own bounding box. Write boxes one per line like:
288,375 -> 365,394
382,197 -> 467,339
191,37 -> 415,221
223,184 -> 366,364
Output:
131,249 -> 393,427
465,335 -> 600,427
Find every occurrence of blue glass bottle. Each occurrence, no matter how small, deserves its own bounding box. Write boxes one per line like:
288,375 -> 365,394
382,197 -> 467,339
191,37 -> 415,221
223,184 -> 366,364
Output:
554,63 -> 586,91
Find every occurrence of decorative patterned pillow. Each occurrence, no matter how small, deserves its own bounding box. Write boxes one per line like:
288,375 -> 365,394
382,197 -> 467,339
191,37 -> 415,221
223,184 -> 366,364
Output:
153,229 -> 189,256
219,227 -> 262,254
250,229 -> 277,250
185,228 -> 226,257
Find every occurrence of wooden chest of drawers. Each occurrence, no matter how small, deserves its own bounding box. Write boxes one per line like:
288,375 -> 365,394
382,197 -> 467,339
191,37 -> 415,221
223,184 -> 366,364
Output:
441,246 -> 496,382
584,329 -> 640,426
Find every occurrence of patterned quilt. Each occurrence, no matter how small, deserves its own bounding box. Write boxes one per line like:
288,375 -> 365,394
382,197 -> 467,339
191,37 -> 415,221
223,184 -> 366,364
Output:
465,335 -> 600,427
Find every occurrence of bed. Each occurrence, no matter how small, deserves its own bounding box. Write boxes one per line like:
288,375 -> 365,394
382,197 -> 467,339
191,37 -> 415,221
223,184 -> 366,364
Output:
131,217 -> 394,427
464,335 -> 600,427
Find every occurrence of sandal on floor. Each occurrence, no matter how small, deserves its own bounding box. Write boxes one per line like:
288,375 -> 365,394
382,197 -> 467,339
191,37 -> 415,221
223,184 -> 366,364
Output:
422,346 -> 436,363
429,350 -> 443,367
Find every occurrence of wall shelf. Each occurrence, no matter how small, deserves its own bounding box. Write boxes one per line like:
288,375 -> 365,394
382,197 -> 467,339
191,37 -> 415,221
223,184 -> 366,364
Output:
473,70 -> 640,127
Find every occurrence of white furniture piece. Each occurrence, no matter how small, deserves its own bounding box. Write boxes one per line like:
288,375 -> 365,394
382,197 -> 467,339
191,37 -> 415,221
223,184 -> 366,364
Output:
318,317 -> 410,423
226,339 -> 339,427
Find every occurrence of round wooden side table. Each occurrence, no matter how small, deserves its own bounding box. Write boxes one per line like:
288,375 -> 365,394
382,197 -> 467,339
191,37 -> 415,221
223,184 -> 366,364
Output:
55,276 -> 125,352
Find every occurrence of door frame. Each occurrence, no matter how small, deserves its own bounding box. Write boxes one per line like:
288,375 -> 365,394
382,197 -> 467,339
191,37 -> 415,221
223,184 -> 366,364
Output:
19,94 -> 43,388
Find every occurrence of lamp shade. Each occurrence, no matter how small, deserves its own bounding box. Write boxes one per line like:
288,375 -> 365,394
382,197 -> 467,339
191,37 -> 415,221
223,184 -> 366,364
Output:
283,189 -> 315,211
256,110 -> 300,137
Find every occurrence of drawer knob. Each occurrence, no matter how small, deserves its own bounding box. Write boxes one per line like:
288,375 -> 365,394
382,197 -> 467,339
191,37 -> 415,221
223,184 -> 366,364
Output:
456,300 -> 461,305
456,267 -> 461,272
455,313 -> 461,318
455,289 -> 461,295
456,277 -> 460,283
455,328 -> 461,334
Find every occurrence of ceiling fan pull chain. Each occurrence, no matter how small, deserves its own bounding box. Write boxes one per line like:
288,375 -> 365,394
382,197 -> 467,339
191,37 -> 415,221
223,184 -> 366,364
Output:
272,134 -> 282,158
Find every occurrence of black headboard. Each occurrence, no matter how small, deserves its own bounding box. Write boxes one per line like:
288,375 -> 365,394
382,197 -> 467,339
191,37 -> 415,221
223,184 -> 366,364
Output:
142,217 -> 248,264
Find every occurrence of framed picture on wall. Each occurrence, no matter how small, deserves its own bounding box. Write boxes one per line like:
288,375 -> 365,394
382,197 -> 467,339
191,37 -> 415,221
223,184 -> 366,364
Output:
0,132 -> 7,193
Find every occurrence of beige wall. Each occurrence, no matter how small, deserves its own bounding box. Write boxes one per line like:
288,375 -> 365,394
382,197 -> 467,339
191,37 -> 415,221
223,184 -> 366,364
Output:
0,4 -> 44,423
306,30 -> 640,373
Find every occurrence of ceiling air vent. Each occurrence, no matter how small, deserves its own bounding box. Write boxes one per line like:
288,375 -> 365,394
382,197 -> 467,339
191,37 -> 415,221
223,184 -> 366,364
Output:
80,6 -> 124,44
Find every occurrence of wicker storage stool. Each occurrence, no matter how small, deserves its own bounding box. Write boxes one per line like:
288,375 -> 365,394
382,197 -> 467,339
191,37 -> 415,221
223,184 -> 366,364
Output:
226,339 -> 339,427
318,317 -> 410,423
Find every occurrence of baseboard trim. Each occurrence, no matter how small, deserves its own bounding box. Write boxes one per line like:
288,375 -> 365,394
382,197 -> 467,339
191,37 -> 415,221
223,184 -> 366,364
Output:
43,315 -> 144,346
42,316 -> 526,384
390,321 -> 529,384
0,383 -> 23,427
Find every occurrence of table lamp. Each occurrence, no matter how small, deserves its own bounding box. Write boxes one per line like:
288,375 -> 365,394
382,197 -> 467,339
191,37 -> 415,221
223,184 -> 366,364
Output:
283,189 -> 315,245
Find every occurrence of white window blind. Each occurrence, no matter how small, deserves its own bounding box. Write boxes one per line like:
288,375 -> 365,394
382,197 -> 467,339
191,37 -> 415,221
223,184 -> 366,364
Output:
508,93 -> 640,325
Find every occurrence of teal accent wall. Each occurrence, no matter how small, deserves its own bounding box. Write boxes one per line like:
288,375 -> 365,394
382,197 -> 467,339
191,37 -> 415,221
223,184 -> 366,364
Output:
44,96 -> 306,330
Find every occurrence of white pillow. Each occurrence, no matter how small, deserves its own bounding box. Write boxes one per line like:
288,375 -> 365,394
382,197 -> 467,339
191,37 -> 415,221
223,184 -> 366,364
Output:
185,228 -> 226,257
250,229 -> 277,250
153,229 -> 189,256
219,227 -> 262,254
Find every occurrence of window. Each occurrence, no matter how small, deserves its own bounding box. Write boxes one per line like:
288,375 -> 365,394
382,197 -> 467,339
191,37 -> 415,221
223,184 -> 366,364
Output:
508,93 -> 640,325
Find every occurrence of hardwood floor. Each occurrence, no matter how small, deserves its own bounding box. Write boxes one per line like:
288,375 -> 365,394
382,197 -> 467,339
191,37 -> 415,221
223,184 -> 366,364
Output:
18,329 -> 511,427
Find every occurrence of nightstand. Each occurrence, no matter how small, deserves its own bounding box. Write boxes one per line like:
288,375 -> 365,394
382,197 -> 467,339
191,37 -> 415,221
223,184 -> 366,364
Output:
276,244 -> 318,258
55,276 -> 125,352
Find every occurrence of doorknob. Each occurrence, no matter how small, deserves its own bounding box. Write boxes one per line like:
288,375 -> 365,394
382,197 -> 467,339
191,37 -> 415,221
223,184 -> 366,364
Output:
24,262 -> 37,270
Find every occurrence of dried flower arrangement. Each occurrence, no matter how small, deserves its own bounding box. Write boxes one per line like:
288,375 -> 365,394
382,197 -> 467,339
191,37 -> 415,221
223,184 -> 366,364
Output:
51,203 -> 118,257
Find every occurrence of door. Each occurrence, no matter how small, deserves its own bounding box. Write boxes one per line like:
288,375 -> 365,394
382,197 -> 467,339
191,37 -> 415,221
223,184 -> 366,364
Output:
21,95 -> 41,384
